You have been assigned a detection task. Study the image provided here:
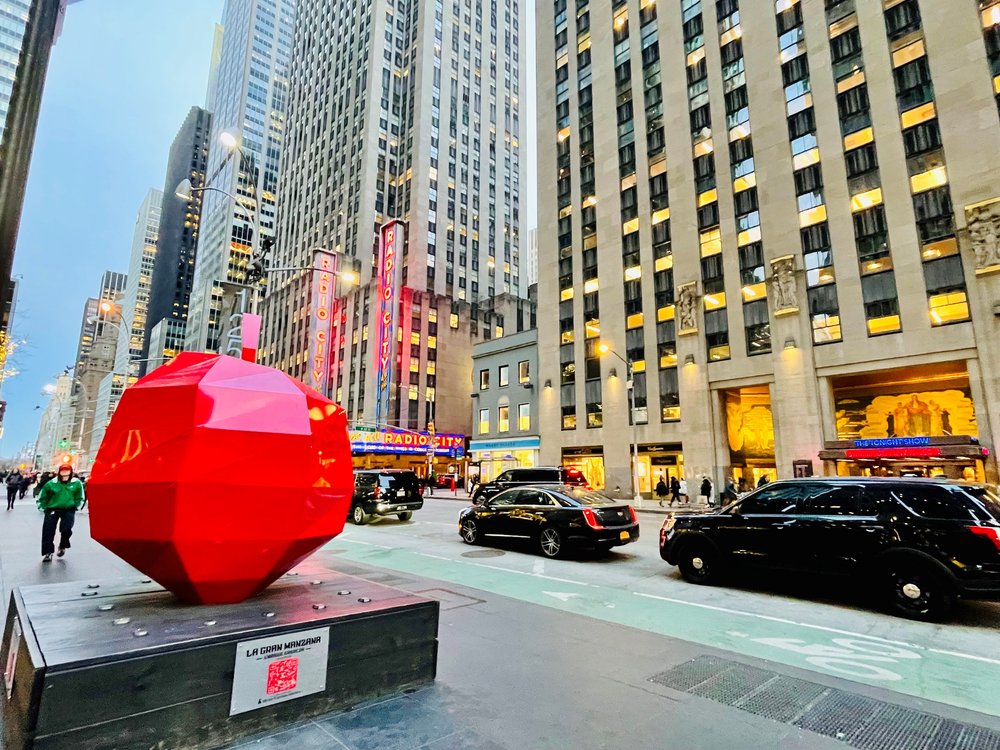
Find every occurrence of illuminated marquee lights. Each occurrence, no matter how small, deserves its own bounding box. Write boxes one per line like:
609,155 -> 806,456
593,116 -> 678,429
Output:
310,251 -> 336,394
375,222 -> 403,424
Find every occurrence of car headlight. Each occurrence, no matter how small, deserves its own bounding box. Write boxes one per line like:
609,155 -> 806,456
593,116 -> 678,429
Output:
376,503 -> 387,511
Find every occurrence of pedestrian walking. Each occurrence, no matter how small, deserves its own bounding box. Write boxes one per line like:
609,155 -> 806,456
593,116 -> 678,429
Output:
699,476 -> 713,507
37,464 -> 85,562
6,469 -> 21,510
757,474 -> 769,489
18,472 -> 33,499
670,476 -> 681,506
737,477 -> 748,495
34,471 -> 54,497
655,476 -> 669,507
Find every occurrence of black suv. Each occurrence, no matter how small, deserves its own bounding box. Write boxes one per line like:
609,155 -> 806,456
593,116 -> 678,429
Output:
351,470 -> 424,524
659,478 -> 1000,620
471,466 -> 589,504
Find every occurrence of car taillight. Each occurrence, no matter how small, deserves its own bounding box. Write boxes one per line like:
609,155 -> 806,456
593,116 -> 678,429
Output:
374,486 -> 380,500
628,506 -> 637,524
970,526 -> 1000,550
582,507 -> 603,529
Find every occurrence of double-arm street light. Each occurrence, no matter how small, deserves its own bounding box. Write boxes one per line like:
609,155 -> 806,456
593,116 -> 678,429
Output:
597,342 -> 641,506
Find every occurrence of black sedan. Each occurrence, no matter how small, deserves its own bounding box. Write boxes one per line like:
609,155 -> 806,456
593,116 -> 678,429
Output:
458,484 -> 639,558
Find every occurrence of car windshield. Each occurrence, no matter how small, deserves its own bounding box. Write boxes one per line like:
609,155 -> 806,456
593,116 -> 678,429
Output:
965,486 -> 1000,521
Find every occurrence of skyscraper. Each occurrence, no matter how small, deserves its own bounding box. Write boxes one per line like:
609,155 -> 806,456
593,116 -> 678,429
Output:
261,0 -> 526,437
71,270 -> 125,469
185,0 -> 296,355
116,190 -> 161,378
142,106 -> 211,373
0,0 -> 68,305
535,0 -> 1000,493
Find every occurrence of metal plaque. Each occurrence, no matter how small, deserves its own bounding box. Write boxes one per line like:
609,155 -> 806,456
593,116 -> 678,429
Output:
229,626 -> 330,716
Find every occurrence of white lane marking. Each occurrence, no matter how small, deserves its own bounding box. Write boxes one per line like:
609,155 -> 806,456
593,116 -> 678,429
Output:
339,539 -> 393,550
635,591 -> 1000,667
543,591 -> 580,602
532,559 -> 545,576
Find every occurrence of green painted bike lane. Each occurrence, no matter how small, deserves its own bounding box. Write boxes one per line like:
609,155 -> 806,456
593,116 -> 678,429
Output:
329,540 -> 1000,719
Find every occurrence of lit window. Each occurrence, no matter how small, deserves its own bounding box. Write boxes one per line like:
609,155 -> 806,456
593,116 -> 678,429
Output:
929,291 -> 970,325
427,335 -> 437,348
449,313 -> 459,328
792,147 -> 821,169
733,173 -> 756,192
737,225 -> 762,247
892,39 -> 925,68
693,138 -> 713,158
900,102 -> 936,129
428,308 -> 437,323
410,331 -> 421,345
649,157 -> 667,177
910,167 -> 948,194
518,403 -> 530,431
518,360 -> 530,384
699,228 -> 722,256
654,255 -> 673,272
479,408 -> 490,434
622,217 -> 640,234
697,189 -> 718,207
799,205 -> 828,227
585,319 -> 600,338
560,287 -> 575,301
499,365 -> 509,387
811,313 -> 842,343
583,278 -> 599,293
427,362 -> 436,375
982,5 -> 1000,27
836,69 -> 865,94
410,361 -> 420,373
704,293 -> 726,310
479,369 -> 490,390
620,173 -> 637,190
686,47 -> 705,67
867,315 -> 901,336
657,305 -> 675,322
742,282 -> 766,301
624,266 -> 642,281
651,207 -> 671,224
561,330 -> 575,344
850,188 -> 883,212
498,406 -> 510,433
627,312 -> 644,329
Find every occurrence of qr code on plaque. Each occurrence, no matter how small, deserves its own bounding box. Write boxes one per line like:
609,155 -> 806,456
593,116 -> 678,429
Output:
266,657 -> 299,695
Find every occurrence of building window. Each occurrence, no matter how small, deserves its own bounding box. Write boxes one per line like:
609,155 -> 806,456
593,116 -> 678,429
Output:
743,299 -> 771,355
518,403 -> 530,431
499,364 -> 509,387
518,360 -> 530,384
479,369 -> 490,390
478,408 -> 490,434
498,405 -> 510,433
924,256 -> 971,325
861,272 -> 902,335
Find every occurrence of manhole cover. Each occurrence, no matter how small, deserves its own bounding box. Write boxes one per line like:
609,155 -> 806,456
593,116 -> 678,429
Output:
461,549 -> 506,558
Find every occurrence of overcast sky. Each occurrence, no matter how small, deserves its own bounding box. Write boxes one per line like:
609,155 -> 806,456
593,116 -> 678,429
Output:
2,0 -> 223,456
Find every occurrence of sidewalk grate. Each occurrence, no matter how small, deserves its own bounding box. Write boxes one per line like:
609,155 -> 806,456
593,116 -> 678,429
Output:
650,655 -> 1000,750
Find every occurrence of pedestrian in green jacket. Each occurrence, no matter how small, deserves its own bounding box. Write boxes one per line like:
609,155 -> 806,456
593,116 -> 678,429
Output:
37,464 -> 85,562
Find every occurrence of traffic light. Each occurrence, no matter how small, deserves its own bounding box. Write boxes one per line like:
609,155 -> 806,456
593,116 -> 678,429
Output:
58,438 -> 69,449
61,455 -> 72,465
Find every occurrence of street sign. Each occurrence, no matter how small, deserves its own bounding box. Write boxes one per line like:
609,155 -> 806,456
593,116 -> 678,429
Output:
230,626 -> 330,715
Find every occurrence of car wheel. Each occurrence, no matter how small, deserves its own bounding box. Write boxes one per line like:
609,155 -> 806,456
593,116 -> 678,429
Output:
460,519 -> 479,544
884,562 -> 956,622
351,505 -> 367,526
677,541 -> 719,585
397,511 -> 413,522
539,526 -> 563,559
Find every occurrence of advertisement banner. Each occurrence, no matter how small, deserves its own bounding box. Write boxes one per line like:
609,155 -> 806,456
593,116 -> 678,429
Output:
375,221 -> 403,425
350,428 -> 465,456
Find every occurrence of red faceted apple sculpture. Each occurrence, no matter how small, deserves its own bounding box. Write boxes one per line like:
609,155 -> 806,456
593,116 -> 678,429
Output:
88,352 -> 355,605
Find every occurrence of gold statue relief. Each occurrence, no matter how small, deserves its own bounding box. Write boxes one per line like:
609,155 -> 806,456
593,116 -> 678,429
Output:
835,388 -> 977,441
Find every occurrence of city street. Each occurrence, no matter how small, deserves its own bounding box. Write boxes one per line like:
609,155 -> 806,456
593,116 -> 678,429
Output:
4,498 -> 1000,749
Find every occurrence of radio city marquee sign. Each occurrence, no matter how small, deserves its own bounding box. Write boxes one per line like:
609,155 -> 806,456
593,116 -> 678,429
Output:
310,250 -> 337,395
375,221 -> 403,426
349,428 -> 465,456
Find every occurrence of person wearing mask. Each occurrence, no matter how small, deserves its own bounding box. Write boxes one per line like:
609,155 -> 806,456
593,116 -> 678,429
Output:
36,464 -> 85,562
655,476 -> 669,507
5,469 -> 21,510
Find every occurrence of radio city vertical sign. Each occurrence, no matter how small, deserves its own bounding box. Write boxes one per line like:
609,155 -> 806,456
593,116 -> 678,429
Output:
375,221 -> 403,425
309,249 -> 337,397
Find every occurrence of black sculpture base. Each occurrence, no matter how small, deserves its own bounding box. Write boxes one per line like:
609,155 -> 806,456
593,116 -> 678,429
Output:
1,572 -> 439,749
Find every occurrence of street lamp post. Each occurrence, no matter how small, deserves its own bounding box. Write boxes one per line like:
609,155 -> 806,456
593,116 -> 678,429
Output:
598,342 -> 642,507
